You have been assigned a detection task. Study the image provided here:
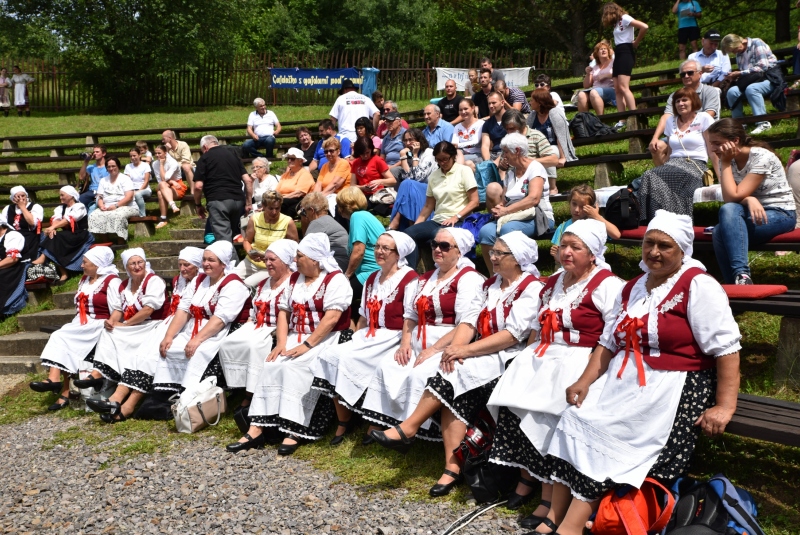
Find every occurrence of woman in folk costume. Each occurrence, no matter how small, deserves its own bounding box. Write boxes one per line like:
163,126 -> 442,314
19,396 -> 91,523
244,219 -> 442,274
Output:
371,231 -> 543,497
535,210 -> 741,535
29,247 -> 121,410
310,230 -> 419,446
485,220 -> 624,531
219,239 -> 297,408
2,185 -> 43,264
226,233 -> 353,456
152,241 -> 251,393
0,216 -> 28,315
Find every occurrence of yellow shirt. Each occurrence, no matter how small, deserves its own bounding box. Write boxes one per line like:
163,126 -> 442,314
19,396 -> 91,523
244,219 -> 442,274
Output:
247,212 -> 293,268
425,162 -> 478,223
169,140 -> 193,166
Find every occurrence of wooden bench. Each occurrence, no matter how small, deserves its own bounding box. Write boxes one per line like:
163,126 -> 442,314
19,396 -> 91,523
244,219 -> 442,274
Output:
609,227 -> 800,253
728,394 -> 800,447
129,216 -> 161,238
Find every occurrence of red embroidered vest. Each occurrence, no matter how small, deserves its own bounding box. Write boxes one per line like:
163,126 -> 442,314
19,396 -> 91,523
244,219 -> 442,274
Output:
477,274 -> 538,339
363,269 -> 419,331
288,270 -> 351,333
252,277 -> 288,329
119,273 -> 169,321
415,266 -> 477,326
76,275 -> 119,321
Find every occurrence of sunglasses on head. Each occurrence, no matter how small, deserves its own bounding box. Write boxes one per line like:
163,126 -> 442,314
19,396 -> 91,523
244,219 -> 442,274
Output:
430,240 -> 455,253
680,70 -> 696,77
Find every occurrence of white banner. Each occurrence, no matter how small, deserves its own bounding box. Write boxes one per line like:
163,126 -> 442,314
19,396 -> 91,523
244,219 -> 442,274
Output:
434,67 -> 533,91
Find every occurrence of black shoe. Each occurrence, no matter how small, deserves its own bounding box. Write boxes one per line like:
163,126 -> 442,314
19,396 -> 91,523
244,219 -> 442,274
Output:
361,433 -> 375,446
519,500 -> 551,529
226,432 -> 266,453
99,411 -> 127,424
233,404 -> 251,435
74,376 -> 104,389
86,398 -> 120,414
48,395 -> 70,411
30,379 -> 63,393
277,439 -> 302,456
370,425 -> 415,454
329,419 -> 354,446
506,476 -> 538,510
429,469 -> 462,497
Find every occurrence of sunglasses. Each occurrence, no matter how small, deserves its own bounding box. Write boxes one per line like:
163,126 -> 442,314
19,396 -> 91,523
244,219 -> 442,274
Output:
323,149 -> 338,154
680,71 -> 696,77
430,240 -> 455,253
534,82 -> 549,88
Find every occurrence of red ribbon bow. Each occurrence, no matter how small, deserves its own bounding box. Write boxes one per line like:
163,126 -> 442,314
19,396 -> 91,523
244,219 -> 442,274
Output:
76,293 -> 89,325
168,294 -> 181,316
477,308 -> 493,340
67,216 -> 75,233
366,298 -> 382,337
415,296 -> 431,349
533,309 -> 560,357
616,316 -> 647,386
189,305 -> 206,339
292,303 -> 308,342
123,305 -> 138,321
254,300 -> 269,329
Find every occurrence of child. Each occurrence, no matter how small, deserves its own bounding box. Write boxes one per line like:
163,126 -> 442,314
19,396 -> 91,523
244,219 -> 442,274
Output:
136,140 -> 153,164
551,184 -> 621,266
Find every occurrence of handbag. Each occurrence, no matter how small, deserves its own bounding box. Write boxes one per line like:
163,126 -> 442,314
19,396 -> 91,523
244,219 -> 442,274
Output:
170,376 -> 228,434
369,187 -> 396,205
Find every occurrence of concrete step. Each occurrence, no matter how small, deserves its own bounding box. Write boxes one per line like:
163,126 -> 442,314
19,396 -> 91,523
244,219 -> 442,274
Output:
17,309 -> 75,332
115,256 -> 177,272
0,356 -> 43,375
143,240 -> 204,257
0,332 -> 51,355
191,218 -> 206,229
53,292 -> 76,310
170,229 -> 205,241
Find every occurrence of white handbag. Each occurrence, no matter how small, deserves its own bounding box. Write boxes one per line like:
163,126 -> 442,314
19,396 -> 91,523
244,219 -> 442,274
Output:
170,376 -> 228,434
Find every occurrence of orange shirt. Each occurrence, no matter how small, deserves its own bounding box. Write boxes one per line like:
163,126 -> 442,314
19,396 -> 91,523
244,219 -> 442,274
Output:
318,158 -> 352,193
276,167 -> 315,195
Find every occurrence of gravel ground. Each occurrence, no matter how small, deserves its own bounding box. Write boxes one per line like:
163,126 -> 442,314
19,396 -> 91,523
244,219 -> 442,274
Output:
0,416 -> 530,534
0,374 -> 25,398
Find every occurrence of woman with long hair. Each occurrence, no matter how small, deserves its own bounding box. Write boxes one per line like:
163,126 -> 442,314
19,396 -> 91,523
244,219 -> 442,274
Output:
602,2 -> 648,129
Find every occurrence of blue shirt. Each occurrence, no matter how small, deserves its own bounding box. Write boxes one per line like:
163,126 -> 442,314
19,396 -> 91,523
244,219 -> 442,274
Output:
423,120 -> 456,147
86,164 -> 109,192
677,1 -> 701,28
313,134 -> 352,168
348,211 -> 385,284
483,117 -> 506,153
381,127 -> 406,165
551,218 -> 575,245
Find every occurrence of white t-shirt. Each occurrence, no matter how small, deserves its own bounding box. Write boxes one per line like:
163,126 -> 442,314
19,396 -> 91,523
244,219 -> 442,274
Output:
97,174 -> 135,206
731,147 -> 796,211
252,174 -> 279,202
452,119 -> 485,154
665,111 -> 713,162
248,110 -> 280,138
505,160 -> 553,222
614,14 -> 635,45
329,92 -> 380,142
124,162 -> 152,189
550,91 -> 564,107
152,155 -> 181,183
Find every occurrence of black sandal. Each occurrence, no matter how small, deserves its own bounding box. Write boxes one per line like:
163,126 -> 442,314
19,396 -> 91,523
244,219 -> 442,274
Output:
429,468 -> 462,497
506,475 -> 538,510
48,395 -> 70,411
527,516 -> 559,535
329,419 -> 353,446
30,379 -> 63,393
370,425 -> 415,454
520,500 -> 552,529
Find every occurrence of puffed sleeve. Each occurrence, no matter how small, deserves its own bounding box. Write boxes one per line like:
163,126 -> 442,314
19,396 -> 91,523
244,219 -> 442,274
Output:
278,279 -> 294,312
503,280 -> 544,342
212,279 -> 250,324
30,204 -> 44,226
454,270 -> 487,324
460,279 -> 491,328
105,277 -> 123,312
322,272 -> 353,312
3,231 -> 25,257
404,278 -> 422,321
178,276 -> 202,313
597,290 -> 625,353
51,205 -> 64,221
688,275 -> 742,357
357,278 -> 370,319
69,203 -> 88,221
141,275 -> 167,310
591,274 -> 626,326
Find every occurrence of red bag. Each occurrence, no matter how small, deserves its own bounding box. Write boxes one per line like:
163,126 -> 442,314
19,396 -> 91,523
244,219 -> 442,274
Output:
170,180 -> 188,199
592,478 -> 675,535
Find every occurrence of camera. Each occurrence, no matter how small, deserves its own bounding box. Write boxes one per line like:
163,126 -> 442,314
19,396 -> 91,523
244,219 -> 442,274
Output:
79,152 -> 91,161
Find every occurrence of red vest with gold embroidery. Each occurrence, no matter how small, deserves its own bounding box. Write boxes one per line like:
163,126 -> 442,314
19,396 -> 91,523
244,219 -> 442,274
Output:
363,269 -> 419,331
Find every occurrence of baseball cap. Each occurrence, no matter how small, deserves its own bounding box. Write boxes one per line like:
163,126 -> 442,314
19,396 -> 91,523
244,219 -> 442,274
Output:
384,111 -> 401,121
704,29 -> 721,41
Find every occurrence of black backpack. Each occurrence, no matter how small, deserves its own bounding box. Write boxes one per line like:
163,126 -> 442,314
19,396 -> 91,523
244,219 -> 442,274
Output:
569,112 -> 614,138
604,188 -> 641,230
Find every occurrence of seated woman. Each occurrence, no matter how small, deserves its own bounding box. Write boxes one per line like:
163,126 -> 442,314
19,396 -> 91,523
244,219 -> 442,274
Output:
401,142 -> 479,269
236,191 -> 299,288
453,99 -> 484,172
226,233 -> 353,455
538,210 -> 741,535
314,137 -> 352,214
88,157 -> 139,243
79,248 -> 168,422
29,247 -> 121,410
250,157 -> 279,204
371,231 -> 543,497
527,89 -> 577,195
486,220 -> 623,529
355,116 -> 382,154
152,145 -> 186,229
0,217 -> 28,316
33,185 -> 93,282
294,127 -> 317,169
2,185 -> 43,263
350,136 -> 397,216
636,87 -> 713,222
310,231 -> 418,445
479,133 -> 554,275
276,148 -> 316,217
708,119 -> 797,284
387,129 -> 439,231
124,147 -> 153,218
577,41 -> 616,115
152,241 -> 251,393
219,239 -> 297,407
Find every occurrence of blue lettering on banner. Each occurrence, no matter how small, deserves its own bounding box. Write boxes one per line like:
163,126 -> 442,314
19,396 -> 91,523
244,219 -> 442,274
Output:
270,68 -> 363,89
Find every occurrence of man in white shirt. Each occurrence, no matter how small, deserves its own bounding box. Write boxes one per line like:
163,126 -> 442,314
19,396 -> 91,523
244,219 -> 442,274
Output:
242,98 -> 282,159
688,29 -> 731,86
328,79 -> 380,143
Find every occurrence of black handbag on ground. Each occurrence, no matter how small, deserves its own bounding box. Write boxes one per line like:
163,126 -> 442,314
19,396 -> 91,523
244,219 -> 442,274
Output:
604,188 -> 641,230
133,390 -> 175,421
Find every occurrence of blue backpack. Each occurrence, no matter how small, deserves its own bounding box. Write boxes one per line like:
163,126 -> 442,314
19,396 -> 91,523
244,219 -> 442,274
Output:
666,475 -> 764,535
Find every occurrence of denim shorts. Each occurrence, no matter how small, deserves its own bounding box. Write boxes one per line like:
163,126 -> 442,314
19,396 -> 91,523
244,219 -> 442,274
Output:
592,86 -> 617,106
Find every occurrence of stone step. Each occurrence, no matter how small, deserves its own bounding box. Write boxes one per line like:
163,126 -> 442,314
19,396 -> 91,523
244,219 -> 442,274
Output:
53,292 -> 76,309
191,218 -> 206,229
143,240 -> 204,257
170,228 -> 205,241
0,332 -> 51,355
17,309 -> 75,332
115,256 -> 177,272
0,356 -> 43,375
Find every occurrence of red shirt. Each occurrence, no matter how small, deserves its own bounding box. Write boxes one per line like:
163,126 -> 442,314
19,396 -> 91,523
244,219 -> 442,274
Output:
350,156 -> 390,187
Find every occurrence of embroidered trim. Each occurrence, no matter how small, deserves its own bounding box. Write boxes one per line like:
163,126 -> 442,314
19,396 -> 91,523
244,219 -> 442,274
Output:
659,291 -> 684,315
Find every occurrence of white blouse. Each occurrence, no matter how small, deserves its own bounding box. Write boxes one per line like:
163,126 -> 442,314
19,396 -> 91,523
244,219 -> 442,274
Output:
97,174 -> 135,206
404,267 -> 486,325
76,274 -> 122,318
462,274 -> 543,342
452,120 -> 485,154
124,162 -> 153,189
178,275 -> 250,325
666,111 -> 713,162
357,266 -> 419,323
2,204 -> 43,227
614,14 -> 636,45
51,203 -> 87,223
1,230 -> 25,258
115,274 -> 167,313
279,271 -> 353,313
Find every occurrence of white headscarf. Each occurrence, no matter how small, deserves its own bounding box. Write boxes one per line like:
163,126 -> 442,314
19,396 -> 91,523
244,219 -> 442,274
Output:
440,227 -> 475,269
205,241 -> 237,274
498,231 -> 540,277
266,239 -> 298,272
563,219 -> 611,271
298,233 -> 340,273
9,185 -> 26,201
383,230 -> 415,269
60,185 -> 80,202
120,247 -> 153,278
83,246 -> 119,276
640,209 -> 705,273
178,246 -> 204,269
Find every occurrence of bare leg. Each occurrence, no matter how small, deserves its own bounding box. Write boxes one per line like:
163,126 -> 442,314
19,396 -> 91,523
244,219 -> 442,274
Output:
465,160 -> 476,174
382,389 -> 443,440
554,495 -> 599,535
588,90 -> 605,115
438,408 -> 467,484
32,253 -> 46,265
456,149 -> 465,165
576,92 -> 589,112
614,75 -> 635,112
182,164 -> 195,194
157,187 -> 167,218
120,390 -> 144,417
56,264 -> 68,281
690,40 -> 698,53
387,212 -> 403,231
549,177 -> 558,194
529,482 -> 554,519
651,139 -> 670,167
539,481 -> 573,534
333,397 -> 352,437
679,43 -> 687,60
107,384 -> 131,404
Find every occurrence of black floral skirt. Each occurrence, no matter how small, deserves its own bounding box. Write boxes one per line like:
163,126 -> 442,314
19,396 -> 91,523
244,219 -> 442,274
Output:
489,406 -> 553,482
251,396 -> 336,440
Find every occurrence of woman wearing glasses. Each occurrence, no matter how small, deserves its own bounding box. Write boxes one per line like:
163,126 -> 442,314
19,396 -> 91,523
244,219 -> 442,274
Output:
275,147 -> 315,217
314,137 -> 352,214
577,41 -> 616,115
250,157 -> 279,205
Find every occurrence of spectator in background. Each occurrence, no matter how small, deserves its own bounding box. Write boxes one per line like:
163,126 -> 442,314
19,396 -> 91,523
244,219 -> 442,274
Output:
11,66 -> 34,117
452,99 -> 485,172
527,89 -> 577,195
689,30 -> 730,86
482,92 -> 508,162
314,137 -> 352,214
300,192 -> 350,272
481,57 -> 505,84
242,98 -> 282,159
386,130 -> 438,231
721,34 -> 779,135
422,104 -> 455,147
310,119 -> 352,172
152,144 -> 186,229
463,68 -> 480,98
294,127 -> 318,167
79,145 -> 108,212
250,157 -> 279,204
472,69 -> 494,118
276,148 -> 315,217
494,80 -> 531,114
372,90 -> 384,111
124,148 -> 153,217
381,111 -> 407,168
501,109 -> 559,178
534,74 -> 564,107
355,116 -> 382,153
793,26 -> 800,87
329,79 -> 381,142
161,130 -> 196,194
376,101 -> 409,138
350,137 -> 396,205
673,0 -> 701,59
439,80 -> 464,125
35,185 -> 93,282
135,140 -> 153,164
0,68 -> 11,117
193,135 -> 253,242
88,158 -> 138,244
577,41 -> 616,115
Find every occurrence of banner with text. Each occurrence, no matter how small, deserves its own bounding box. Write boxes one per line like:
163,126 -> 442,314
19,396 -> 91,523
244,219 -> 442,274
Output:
270,68 -> 362,90
434,67 -> 533,91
